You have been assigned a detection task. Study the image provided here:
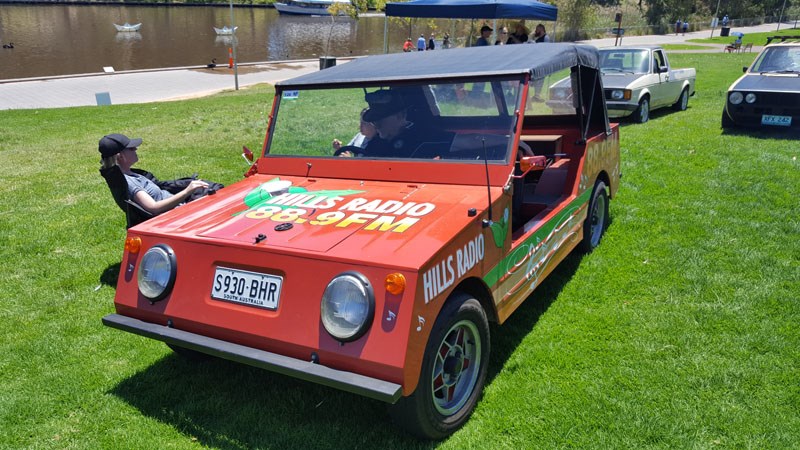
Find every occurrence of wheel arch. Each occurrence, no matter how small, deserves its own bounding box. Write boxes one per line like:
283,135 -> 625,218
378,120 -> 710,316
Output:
595,170 -> 612,199
681,80 -> 692,93
636,89 -> 651,104
449,276 -> 497,324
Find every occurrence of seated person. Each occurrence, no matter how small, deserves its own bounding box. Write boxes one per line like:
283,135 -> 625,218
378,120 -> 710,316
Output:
99,133 -> 210,215
726,36 -> 742,52
332,107 -> 378,156
361,89 -> 452,158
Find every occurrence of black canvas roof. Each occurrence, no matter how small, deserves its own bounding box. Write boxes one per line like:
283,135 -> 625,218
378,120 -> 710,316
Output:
278,43 -> 600,89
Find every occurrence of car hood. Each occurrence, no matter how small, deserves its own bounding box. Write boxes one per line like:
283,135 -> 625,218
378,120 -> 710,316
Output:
132,174 -> 494,269
732,73 -> 800,91
601,73 -> 645,89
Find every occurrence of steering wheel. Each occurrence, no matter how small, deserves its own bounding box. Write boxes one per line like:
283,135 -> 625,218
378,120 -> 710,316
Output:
333,145 -> 367,158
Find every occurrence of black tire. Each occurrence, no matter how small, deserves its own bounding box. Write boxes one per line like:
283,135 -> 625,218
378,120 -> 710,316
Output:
721,109 -> 735,129
633,96 -> 650,123
673,88 -> 689,111
389,294 -> 490,440
580,180 -> 609,253
167,343 -> 210,361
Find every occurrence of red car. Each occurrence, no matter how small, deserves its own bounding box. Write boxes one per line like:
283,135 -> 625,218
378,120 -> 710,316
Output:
104,43 -> 620,439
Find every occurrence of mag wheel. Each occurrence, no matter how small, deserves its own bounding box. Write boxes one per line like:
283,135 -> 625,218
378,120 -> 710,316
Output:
389,294 -> 490,440
673,88 -> 689,111
581,180 -> 609,253
633,97 -> 650,123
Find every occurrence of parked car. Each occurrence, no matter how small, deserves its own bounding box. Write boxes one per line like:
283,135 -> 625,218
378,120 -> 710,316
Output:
103,44 -> 620,439
722,37 -> 800,129
549,46 -> 696,123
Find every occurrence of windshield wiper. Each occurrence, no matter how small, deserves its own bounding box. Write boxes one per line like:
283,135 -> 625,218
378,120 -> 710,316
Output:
602,68 -> 635,74
760,69 -> 800,74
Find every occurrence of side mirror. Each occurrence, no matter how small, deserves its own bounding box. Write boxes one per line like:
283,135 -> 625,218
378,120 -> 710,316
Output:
242,145 -> 255,163
742,66 -> 748,73
518,155 -> 548,174
242,145 -> 258,177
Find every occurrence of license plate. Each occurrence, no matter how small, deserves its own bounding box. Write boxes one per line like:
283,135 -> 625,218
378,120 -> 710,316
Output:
211,267 -> 282,310
761,115 -> 792,127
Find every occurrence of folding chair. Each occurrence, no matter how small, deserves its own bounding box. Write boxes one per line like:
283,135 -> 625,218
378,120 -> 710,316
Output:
100,165 -> 154,228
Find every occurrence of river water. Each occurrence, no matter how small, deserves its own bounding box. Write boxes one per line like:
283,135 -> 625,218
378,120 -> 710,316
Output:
0,4 -> 455,80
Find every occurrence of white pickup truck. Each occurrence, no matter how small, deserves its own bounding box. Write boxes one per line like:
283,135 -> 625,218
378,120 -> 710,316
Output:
598,46 -> 696,123
548,46 -> 696,123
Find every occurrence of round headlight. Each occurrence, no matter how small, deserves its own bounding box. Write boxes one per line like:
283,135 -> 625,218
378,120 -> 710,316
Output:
321,272 -> 375,342
611,90 -> 625,100
745,93 -> 757,104
729,92 -> 743,105
137,245 -> 177,301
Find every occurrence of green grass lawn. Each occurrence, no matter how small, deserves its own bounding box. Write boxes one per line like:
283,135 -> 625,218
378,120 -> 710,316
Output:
689,27 -> 800,46
1,52 -> 798,449
661,43 -> 718,51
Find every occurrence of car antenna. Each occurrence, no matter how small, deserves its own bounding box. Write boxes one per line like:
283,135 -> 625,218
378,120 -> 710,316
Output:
481,137 -> 493,228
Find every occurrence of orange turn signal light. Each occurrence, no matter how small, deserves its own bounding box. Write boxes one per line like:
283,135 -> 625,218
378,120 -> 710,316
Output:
124,236 -> 142,254
385,273 -> 406,295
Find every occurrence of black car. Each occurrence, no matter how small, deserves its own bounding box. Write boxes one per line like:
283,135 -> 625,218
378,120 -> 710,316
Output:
722,37 -> 800,129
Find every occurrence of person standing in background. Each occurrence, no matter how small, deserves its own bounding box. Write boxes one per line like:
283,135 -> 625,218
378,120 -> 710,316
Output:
530,24 -> 551,101
532,24 -> 551,43
475,25 -> 492,46
427,33 -> 436,50
506,22 -> 529,44
417,34 -> 426,51
442,33 -> 451,49
495,27 -> 508,45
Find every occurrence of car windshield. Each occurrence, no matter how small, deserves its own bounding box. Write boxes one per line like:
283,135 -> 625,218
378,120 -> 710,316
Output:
752,46 -> 800,73
599,49 -> 650,74
267,79 -> 524,163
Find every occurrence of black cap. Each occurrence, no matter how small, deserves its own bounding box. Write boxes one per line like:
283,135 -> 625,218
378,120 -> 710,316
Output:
99,133 -> 142,157
363,90 -> 406,123
481,25 -> 493,33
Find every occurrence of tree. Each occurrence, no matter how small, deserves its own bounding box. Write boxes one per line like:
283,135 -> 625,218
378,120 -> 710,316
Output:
558,0 -> 597,41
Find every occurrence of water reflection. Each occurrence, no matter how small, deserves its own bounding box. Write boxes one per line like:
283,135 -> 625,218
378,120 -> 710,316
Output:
268,16 -> 356,59
0,4 -> 459,80
215,35 -> 237,47
115,32 -> 143,42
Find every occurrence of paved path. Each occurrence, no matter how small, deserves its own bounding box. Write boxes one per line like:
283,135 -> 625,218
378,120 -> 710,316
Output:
0,23 -> 784,110
0,60 -> 327,110
578,22 -> 780,48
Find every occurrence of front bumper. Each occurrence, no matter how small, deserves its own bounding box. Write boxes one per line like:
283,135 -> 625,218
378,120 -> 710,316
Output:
724,105 -> 800,128
724,91 -> 800,128
102,314 -> 403,403
606,101 -> 639,117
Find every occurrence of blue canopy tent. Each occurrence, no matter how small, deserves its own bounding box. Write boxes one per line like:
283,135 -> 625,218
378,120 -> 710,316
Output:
383,0 -> 558,51
385,0 -> 557,20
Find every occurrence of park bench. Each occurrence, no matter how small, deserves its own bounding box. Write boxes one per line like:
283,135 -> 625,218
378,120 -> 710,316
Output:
725,42 -> 741,53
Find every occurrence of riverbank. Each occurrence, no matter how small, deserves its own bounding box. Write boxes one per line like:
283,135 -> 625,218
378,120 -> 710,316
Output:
1,22 -> 783,110
0,0 -> 275,6
0,59 -> 329,109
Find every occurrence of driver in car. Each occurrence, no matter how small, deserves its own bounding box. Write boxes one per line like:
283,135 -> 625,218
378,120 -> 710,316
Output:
361,89 -> 452,159
332,107 -> 378,157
